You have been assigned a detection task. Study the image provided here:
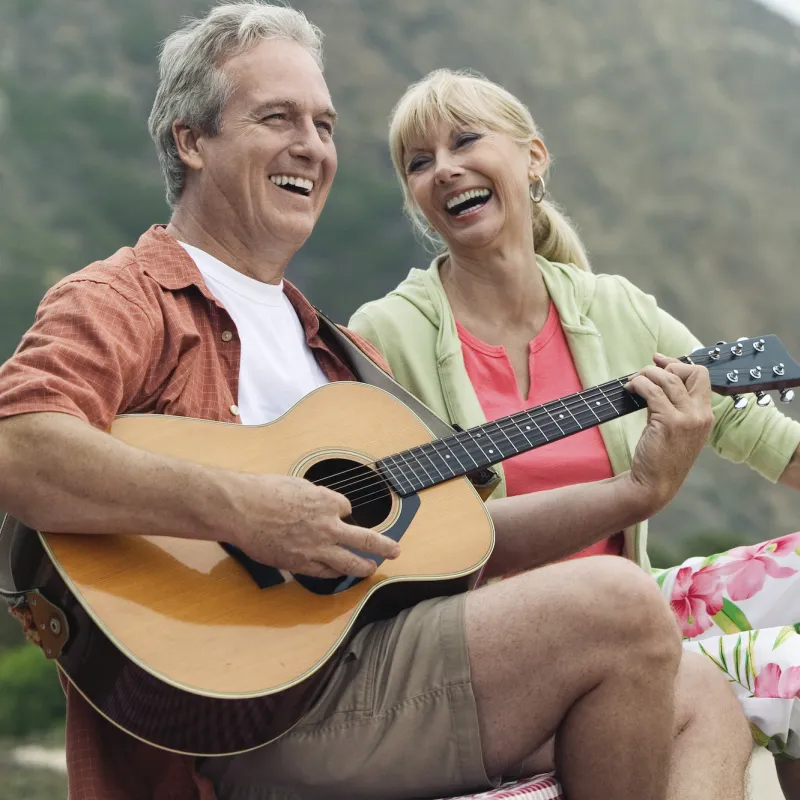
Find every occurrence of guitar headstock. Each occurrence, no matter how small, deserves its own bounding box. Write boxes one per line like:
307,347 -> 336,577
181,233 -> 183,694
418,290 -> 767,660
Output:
688,336 -> 800,409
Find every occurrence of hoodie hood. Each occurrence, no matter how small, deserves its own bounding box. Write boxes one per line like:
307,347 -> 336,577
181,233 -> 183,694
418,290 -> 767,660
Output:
387,253 -> 600,363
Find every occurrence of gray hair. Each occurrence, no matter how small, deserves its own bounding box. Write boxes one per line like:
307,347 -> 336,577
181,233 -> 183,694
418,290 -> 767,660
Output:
148,1 -> 324,208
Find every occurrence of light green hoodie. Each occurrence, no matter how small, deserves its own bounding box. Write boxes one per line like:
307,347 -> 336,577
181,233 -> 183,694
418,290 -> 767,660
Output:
349,255 -> 800,571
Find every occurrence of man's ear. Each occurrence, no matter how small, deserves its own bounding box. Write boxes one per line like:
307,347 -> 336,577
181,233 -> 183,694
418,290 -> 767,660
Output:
527,138 -> 549,181
172,121 -> 205,172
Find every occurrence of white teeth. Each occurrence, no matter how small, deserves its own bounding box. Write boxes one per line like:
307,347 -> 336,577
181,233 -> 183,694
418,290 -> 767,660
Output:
446,188 -> 491,211
269,175 -> 314,193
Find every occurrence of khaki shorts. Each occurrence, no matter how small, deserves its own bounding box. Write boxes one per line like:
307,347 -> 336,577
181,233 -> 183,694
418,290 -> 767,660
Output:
198,594 -> 493,799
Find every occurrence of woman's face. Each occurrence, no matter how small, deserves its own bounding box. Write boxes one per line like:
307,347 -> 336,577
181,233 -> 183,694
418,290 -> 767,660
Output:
403,119 -> 547,255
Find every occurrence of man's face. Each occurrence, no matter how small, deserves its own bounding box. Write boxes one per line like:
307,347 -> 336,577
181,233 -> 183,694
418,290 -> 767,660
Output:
194,38 -> 338,255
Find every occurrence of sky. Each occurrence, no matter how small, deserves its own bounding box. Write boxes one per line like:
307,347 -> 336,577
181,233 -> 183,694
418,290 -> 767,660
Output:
756,0 -> 800,25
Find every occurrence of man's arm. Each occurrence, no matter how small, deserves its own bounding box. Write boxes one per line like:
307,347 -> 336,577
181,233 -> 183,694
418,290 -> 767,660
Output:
483,356 -> 714,578
0,412 -> 399,579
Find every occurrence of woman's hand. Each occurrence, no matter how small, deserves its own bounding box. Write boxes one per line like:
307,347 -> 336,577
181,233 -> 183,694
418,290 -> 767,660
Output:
625,353 -> 715,513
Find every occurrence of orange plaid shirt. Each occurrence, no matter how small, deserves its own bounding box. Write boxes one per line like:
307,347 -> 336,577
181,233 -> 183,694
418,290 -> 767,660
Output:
0,225 -> 389,800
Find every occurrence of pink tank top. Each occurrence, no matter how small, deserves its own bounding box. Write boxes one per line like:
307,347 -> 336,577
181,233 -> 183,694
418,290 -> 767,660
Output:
456,302 -> 623,560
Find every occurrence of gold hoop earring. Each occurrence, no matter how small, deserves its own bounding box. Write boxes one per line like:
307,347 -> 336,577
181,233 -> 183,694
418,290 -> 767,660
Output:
529,175 -> 546,204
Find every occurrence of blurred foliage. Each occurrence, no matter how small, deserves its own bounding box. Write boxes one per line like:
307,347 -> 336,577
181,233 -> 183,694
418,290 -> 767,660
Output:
0,643 -> 66,738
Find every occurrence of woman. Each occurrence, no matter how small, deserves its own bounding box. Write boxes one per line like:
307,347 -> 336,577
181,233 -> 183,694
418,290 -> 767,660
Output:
348,68 -> 800,793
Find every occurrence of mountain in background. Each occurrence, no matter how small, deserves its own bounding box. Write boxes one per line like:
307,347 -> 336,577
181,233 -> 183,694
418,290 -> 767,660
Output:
1,0 -> 800,557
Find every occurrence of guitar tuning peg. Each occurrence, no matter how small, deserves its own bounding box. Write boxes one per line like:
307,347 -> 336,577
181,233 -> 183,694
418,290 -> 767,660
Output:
732,395 -> 748,410
781,389 -> 795,404
756,391 -> 772,407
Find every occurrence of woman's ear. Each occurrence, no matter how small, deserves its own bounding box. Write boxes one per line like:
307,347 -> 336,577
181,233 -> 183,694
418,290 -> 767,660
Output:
528,138 -> 549,181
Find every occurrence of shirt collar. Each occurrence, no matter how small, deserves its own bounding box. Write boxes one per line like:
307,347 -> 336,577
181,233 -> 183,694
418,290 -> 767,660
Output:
136,224 -> 323,344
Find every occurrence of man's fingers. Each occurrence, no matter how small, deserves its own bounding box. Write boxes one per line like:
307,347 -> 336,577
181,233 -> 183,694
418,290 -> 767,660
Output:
320,546 -> 379,578
303,560 -> 346,579
336,523 -> 401,560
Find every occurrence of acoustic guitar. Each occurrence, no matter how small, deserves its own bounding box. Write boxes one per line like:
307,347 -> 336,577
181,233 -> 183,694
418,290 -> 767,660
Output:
6,335 -> 800,756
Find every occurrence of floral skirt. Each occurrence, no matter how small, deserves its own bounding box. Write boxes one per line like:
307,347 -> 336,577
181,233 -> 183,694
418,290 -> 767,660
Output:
655,532 -> 800,759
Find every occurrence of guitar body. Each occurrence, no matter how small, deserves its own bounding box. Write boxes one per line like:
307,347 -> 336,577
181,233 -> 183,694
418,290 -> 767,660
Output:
31,382 -> 494,755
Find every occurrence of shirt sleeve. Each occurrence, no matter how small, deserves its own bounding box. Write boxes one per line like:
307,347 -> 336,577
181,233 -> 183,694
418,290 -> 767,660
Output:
0,279 -> 155,431
643,288 -> 800,483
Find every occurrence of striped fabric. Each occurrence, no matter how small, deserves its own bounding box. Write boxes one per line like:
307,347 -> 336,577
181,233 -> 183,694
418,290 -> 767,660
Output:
435,773 -> 563,799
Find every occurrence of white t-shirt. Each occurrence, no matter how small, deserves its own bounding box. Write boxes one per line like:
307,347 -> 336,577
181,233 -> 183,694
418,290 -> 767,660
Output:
179,242 -> 328,425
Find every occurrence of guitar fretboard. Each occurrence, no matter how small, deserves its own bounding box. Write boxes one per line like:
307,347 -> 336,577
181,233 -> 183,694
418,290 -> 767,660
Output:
377,377 -> 645,496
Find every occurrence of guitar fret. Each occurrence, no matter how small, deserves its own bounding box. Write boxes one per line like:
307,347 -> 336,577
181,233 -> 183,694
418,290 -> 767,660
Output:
555,398 -> 584,432
463,429 -> 493,463
517,410 -> 550,443
416,444 -> 448,483
402,448 -> 434,489
540,404 -> 566,436
379,455 -> 415,495
578,393 -> 603,423
453,432 -> 482,469
595,384 -> 620,419
489,420 -> 520,455
505,415 -> 535,448
432,438 -> 471,475
428,441 -> 460,477
618,379 -> 645,408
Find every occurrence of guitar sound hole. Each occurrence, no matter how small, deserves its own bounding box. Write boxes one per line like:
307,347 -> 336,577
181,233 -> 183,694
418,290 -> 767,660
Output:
303,458 -> 392,529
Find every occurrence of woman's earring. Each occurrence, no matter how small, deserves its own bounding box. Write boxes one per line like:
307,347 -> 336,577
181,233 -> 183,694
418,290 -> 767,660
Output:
529,175 -> 546,204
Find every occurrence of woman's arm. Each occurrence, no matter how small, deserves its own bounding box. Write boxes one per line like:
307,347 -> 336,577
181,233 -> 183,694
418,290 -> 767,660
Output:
485,357 -> 714,578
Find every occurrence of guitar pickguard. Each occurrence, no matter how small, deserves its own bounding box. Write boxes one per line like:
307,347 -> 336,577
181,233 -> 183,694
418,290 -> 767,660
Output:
223,493 -> 422,596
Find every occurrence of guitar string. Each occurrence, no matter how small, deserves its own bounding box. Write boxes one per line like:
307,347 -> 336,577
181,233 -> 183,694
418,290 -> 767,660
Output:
319,353 -> 758,500
315,348 -> 739,496
307,350 -> 768,499
322,381 -> 637,496
338,384 -> 639,510
315,354 -> 768,499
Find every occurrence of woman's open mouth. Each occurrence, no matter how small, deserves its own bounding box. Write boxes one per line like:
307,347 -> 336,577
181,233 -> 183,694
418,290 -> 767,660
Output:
445,188 -> 492,217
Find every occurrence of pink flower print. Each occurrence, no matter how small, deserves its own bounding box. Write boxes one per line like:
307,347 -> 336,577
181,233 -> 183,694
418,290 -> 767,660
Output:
754,663 -> 800,699
670,566 -> 724,638
711,534 -> 800,602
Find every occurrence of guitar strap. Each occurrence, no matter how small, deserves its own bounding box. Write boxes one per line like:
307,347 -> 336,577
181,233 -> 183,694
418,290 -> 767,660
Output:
315,309 -> 457,439
0,310 -> 498,600
314,308 -> 499,495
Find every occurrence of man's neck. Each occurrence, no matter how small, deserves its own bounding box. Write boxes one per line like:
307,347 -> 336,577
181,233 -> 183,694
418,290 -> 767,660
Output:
166,206 -> 289,285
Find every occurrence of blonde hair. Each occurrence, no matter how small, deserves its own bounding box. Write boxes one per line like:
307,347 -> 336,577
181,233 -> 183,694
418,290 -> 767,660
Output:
389,68 -> 591,271
148,1 -> 323,208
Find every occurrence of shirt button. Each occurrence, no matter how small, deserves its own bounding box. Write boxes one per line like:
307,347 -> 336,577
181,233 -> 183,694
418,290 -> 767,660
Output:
221,330 -> 233,342
230,404 -> 240,416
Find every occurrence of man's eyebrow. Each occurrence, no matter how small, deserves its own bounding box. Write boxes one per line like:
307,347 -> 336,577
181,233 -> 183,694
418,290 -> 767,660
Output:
252,98 -> 338,123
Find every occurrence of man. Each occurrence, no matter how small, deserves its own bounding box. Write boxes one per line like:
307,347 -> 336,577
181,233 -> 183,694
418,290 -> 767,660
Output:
0,3 -> 751,799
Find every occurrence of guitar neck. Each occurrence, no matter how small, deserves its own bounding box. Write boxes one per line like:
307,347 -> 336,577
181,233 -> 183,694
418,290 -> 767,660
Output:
378,376 -> 647,497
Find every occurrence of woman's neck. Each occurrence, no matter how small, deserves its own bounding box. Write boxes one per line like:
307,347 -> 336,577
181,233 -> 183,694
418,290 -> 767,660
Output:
440,242 -> 550,331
